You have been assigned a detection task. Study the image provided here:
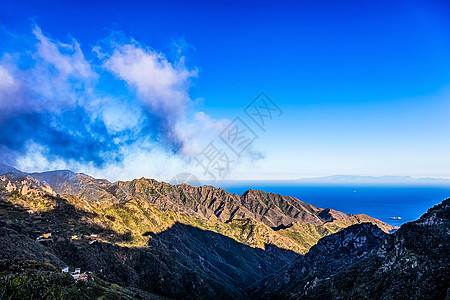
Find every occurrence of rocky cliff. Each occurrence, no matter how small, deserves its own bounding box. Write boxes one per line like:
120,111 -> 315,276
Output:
1,167 -> 444,300
29,169 -> 394,231
253,198 -> 450,300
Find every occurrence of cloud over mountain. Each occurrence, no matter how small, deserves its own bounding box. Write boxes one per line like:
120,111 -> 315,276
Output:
0,25 -> 228,181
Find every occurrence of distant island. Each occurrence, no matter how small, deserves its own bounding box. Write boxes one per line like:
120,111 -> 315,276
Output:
207,174 -> 450,187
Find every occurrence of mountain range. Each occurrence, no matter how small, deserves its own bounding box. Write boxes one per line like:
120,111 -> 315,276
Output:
0,164 -> 448,299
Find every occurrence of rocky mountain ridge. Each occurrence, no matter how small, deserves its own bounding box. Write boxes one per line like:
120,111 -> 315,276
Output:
249,223 -> 388,298
18,168 -> 395,232
0,171 -> 394,254
253,198 -> 450,299
0,175 -> 299,299
1,165 -> 446,299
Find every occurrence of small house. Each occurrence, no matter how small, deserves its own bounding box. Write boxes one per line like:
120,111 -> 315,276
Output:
88,234 -> 99,240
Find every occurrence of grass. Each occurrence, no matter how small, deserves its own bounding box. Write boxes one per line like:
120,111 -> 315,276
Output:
4,190 -> 385,254
0,260 -> 160,300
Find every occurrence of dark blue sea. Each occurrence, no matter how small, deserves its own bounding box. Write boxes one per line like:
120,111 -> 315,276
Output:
214,182 -> 450,226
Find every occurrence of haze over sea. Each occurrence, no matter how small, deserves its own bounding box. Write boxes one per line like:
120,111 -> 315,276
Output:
213,180 -> 450,226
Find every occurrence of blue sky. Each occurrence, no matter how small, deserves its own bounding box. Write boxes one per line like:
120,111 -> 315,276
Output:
0,0 -> 449,181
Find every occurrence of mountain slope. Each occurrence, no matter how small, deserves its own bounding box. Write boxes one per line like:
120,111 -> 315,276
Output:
0,172 -> 391,254
28,169 -> 396,231
0,176 -> 298,299
254,198 -> 450,300
302,198 -> 450,300
31,172 -> 328,227
0,169 -> 447,299
0,163 -> 23,175
249,223 -> 387,299
2,169 -> 396,254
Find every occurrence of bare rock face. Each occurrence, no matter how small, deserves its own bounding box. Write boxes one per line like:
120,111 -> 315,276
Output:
25,171 -> 395,231
31,171 -> 114,202
250,223 -> 387,298
112,181 -> 326,228
0,165 -> 446,299
238,189 -> 323,227
254,198 -> 450,300
0,175 -> 56,199
317,208 -> 351,222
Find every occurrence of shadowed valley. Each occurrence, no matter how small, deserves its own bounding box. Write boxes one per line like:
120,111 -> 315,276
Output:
0,166 -> 447,299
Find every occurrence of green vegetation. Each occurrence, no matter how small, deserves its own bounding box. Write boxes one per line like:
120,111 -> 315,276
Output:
0,273 -> 66,299
1,172 -> 396,254
8,192 -> 56,212
53,195 -> 341,252
0,260 -> 163,300
1,174 -> 443,299
4,190 -> 388,254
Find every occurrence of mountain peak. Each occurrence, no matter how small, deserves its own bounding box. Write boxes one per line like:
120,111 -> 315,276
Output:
0,163 -> 23,175
317,208 -> 351,222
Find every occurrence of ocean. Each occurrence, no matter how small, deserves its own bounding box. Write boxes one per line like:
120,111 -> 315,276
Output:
214,182 -> 450,226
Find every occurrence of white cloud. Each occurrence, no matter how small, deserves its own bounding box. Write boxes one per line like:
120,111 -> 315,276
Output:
1,25 -> 247,182
100,41 -> 229,155
99,97 -> 144,133
0,65 -> 14,89
174,112 -> 230,155
29,26 -> 97,111
103,43 -> 196,118
0,63 -> 32,118
15,140 -> 196,183
0,26 -> 98,118
33,26 -> 93,79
